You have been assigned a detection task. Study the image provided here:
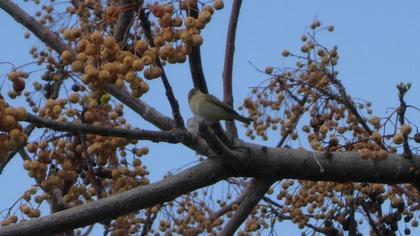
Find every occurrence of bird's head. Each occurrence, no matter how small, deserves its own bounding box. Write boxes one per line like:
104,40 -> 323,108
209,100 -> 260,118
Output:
188,87 -> 201,102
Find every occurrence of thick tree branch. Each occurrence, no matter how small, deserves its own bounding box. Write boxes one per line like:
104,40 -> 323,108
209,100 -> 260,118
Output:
187,5 -> 208,92
220,178 -> 273,236
0,159 -> 228,236
223,0 -> 242,138
241,142 -> 420,183
113,0 -> 137,43
25,111 -> 420,185
188,46 -> 209,92
189,47 -> 208,91
0,142 -> 417,235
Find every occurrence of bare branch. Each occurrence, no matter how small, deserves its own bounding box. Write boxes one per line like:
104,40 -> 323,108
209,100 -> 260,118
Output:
187,5 -> 208,92
396,83 -> 413,158
324,75 -> 379,144
223,0 -> 242,138
140,208 -> 158,236
80,224 -> 94,236
269,209 -> 330,235
242,142 -> 420,184
24,111 -> 210,158
361,201 -> 381,236
25,113 -> 188,144
277,96 -> 308,147
113,0 -> 138,43
220,178 -> 273,236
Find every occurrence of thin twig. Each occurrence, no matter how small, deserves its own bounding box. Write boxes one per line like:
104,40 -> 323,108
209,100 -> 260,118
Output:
210,189 -> 246,221
139,9 -> 185,128
24,113 -> 190,144
396,83 -> 413,158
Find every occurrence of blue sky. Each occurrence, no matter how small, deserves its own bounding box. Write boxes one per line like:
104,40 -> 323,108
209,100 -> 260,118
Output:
1,0 -> 419,235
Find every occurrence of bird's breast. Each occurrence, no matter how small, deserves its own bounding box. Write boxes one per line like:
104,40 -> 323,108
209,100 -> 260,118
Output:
190,95 -> 228,122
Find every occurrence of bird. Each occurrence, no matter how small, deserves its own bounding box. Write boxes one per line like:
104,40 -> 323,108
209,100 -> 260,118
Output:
188,88 -> 252,124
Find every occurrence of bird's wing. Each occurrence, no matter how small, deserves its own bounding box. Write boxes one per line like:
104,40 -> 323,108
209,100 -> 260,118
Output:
205,94 -> 239,115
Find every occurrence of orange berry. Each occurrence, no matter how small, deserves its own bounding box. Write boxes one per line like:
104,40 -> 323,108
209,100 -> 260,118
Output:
392,134 -> 404,145
265,67 -> 274,74
371,132 -> 382,143
135,40 -> 149,53
15,107 -> 27,120
61,50 -> 73,64
400,124 -> 412,136
90,31 -> 103,44
1,115 -> 16,131
184,17 -> 195,28
213,0 -> 224,10
26,143 -> 38,153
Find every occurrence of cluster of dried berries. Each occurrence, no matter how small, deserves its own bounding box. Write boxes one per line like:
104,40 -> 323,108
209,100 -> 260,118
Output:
0,101 -> 28,165
0,1 -> 226,234
239,20 -> 419,235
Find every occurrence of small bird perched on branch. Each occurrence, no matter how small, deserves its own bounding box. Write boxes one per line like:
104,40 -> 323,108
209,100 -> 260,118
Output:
188,88 -> 252,124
